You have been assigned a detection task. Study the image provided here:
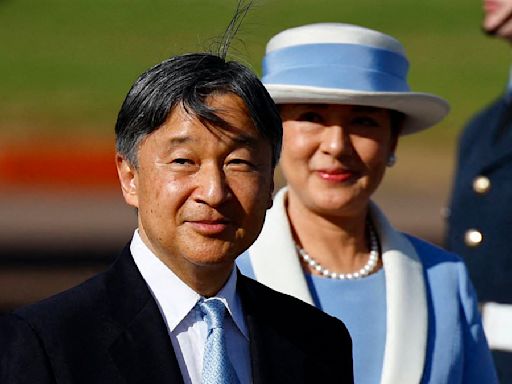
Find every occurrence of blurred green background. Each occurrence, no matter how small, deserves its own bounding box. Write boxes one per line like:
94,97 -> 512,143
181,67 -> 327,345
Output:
0,0 -> 510,310
0,0 -> 510,236
1,0 -> 508,143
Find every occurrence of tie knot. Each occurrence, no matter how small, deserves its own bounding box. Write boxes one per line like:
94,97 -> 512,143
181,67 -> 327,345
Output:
199,298 -> 226,330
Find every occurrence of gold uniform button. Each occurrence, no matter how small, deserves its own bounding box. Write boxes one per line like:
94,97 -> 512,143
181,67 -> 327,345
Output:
465,229 -> 483,247
473,176 -> 491,194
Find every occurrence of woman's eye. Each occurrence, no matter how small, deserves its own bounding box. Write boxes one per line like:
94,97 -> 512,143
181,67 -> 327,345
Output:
352,116 -> 380,127
297,112 -> 323,123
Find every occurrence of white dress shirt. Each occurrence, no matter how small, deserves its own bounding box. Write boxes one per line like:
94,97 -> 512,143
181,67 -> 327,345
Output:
130,230 -> 251,384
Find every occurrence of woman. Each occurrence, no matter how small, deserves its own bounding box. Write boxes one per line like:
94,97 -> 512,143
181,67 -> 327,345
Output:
238,23 -> 497,383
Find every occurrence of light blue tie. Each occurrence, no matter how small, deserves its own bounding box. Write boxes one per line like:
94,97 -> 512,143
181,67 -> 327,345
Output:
199,298 -> 240,384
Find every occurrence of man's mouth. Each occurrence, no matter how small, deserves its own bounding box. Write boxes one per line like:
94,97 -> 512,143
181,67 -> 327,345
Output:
187,219 -> 231,235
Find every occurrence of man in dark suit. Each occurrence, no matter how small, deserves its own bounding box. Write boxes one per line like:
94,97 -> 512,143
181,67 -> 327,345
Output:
445,0 -> 512,381
0,53 -> 353,383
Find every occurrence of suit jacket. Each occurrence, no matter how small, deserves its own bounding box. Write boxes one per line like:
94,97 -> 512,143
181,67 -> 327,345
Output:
0,246 -> 353,384
446,95 -> 512,303
239,188 -> 497,384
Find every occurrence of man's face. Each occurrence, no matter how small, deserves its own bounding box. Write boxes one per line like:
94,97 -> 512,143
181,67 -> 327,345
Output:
117,93 -> 274,286
483,0 -> 512,41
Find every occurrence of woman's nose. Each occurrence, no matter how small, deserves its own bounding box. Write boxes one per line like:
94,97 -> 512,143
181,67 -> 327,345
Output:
320,125 -> 351,157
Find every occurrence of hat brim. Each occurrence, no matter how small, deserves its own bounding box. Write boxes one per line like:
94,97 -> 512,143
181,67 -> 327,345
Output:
265,84 -> 450,135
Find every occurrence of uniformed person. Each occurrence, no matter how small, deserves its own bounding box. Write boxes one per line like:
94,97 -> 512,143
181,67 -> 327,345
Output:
445,0 -> 512,381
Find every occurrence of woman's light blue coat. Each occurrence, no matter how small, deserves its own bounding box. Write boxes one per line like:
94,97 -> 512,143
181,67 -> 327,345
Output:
238,188 -> 497,384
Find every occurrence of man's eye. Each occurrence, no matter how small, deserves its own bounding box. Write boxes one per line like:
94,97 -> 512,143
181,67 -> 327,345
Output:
227,159 -> 255,169
297,112 -> 323,123
171,158 -> 194,165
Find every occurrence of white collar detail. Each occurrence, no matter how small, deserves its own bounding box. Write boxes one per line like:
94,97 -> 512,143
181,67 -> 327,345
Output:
130,230 -> 248,339
247,188 -> 427,383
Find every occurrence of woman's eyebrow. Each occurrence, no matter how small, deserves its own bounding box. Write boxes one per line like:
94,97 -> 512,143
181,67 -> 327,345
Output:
300,103 -> 329,110
351,106 -> 384,114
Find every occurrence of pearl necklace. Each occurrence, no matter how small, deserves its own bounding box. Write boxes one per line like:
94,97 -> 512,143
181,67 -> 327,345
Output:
295,221 -> 380,280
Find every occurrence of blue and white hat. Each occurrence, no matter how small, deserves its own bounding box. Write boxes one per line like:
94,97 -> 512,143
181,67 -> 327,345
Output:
262,23 -> 450,134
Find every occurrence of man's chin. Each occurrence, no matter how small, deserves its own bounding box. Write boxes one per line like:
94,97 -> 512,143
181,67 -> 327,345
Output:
187,250 -> 239,268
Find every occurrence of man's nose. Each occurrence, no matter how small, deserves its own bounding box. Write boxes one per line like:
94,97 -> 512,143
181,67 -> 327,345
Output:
193,165 -> 231,206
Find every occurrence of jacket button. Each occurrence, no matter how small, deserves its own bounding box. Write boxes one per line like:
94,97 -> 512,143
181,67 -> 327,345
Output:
473,176 -> 491,194
464,229 -> 483,247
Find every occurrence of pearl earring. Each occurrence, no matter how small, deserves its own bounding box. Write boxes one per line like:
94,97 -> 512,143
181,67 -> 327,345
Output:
387,153 -> 396,167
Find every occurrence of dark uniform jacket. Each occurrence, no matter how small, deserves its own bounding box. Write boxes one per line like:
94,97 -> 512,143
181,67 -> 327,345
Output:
445,94 -> 512,381
0,246 -> 354,384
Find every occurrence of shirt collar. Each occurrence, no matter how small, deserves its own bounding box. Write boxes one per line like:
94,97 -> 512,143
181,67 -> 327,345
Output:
130,230 -> 248,339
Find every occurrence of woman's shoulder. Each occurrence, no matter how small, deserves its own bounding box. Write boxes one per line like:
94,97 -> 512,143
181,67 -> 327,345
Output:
403,233 -> 463,267
371,203 -> 464,272
404,234 -> 473,283
403,234 -> 474,294
404,234 -> 483,320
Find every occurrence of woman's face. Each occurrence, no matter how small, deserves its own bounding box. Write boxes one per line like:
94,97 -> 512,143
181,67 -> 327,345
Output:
280,103 -> 398,218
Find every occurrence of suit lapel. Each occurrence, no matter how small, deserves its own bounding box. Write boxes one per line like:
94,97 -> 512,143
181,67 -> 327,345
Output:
370,204 -> 427,384
237,274 -> 309,384
105,246 -> 184,384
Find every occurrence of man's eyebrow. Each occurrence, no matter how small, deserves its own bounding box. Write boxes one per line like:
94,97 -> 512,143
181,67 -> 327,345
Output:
166,133 -> 260,148
167,135 -> 193,146
231,133 -> 260,148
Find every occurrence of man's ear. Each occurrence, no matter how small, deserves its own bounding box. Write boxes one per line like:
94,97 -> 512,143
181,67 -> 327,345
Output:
116,154 -> 139,208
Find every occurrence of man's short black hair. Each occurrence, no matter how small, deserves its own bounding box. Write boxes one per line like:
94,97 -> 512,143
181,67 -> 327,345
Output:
115,53 -> 282,167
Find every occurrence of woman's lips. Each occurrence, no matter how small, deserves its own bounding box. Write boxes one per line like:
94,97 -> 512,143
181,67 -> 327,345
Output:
316,169 -> 355,182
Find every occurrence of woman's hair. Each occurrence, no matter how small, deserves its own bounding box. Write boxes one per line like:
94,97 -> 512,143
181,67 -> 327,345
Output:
390,109 -> 405,138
